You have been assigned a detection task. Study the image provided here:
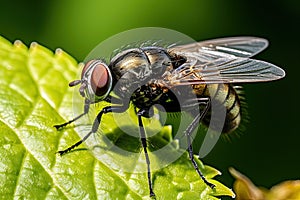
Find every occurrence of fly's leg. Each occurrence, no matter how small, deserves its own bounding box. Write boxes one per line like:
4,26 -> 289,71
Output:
137,109 -> 156,198
54,99 -> 91,130
184,97 -> 216,189
57,106 -> 126,156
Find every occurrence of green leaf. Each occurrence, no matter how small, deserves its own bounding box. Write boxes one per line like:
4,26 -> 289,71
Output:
0,35 -> 234,199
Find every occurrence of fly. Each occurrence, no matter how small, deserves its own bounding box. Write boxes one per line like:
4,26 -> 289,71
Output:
54,37 -> 285,197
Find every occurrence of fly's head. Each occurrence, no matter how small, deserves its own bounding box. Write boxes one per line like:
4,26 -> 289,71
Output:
69,59 -> 113,103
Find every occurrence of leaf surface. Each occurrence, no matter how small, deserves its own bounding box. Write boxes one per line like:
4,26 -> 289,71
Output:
0,36 -> 234,199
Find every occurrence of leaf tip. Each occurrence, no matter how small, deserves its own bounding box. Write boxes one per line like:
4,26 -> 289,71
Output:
30,41 -> 39,48
13,40 -> 28,51
55,48 -> 63,55
14,40 -> 24,47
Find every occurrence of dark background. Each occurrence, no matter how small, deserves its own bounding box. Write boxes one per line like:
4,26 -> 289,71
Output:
1,0 -> 299,193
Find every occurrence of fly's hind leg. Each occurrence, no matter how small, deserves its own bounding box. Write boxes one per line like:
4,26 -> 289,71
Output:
54,99 -> 90,130
184,97 -> 215,189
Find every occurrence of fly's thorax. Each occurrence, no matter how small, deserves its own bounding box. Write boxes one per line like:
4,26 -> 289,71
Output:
142,47 -> 174,74
109,48 -> 150,80
109,47 -> 174,98
109,47 -> 173,80
192,84 -> 242,134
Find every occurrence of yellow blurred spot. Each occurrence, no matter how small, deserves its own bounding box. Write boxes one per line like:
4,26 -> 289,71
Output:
230,167 -> 300,200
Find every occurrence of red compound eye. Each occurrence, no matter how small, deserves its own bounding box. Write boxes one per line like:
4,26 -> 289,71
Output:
81,60 -> 95,79
90,62 -> 109,97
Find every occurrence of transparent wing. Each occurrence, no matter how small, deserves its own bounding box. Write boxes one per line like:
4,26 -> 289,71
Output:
171,36 -> 269,58
165,49 -> 285,85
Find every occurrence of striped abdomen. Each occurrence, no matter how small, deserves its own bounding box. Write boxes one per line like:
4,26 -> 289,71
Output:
192,84 -> 242,134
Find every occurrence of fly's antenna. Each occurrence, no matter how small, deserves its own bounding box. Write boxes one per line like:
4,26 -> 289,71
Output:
69,80 -> 81,87
68,79 -> 86,97
68,62 -> 93,98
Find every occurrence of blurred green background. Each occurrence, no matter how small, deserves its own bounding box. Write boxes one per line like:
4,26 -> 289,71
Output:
1,0 -> 299,194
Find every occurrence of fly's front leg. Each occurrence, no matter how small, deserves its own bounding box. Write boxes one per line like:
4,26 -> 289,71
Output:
54,99 -> 91,129
57,105 -> 127,156
137,109 -> 155,198
184,97 -> 215,189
